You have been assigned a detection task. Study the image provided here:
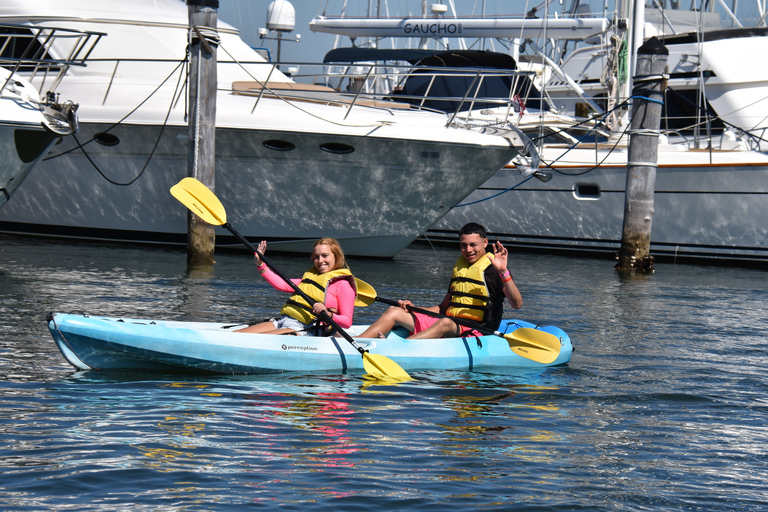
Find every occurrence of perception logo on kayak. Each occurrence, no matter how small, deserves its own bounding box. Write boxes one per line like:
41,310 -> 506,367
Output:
281,344 -> 318,352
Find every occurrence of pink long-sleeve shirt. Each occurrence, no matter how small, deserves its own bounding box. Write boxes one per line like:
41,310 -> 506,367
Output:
260,267 -> 356,329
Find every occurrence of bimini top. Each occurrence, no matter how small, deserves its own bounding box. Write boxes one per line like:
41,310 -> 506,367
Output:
323,48 -> 548,113
323,47 -> 519,67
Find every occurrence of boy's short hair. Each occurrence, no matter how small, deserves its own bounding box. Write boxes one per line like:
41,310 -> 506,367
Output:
459,222 -> 487,239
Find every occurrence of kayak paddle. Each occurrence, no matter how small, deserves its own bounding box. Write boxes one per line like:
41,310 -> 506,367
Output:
170,177 -> 411,380
354,283 -> 562,364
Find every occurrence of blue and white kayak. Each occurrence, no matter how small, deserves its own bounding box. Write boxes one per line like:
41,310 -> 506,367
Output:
47,313 -> 573,374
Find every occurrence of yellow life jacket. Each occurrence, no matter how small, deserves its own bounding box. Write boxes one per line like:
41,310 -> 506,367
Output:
446,253 -> 494,322
280,268 -> 356,325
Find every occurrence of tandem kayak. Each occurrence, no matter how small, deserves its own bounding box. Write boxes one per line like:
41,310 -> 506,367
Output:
47,313 -> 573,375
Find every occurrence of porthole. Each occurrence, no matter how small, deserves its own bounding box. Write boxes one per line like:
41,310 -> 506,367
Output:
263,139 -> 296,151
93,132 -> 120,146
319,142 -> 355,154
573,183 -> 601,200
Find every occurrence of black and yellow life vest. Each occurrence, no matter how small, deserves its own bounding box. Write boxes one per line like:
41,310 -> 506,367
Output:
280,268 -> 356,325
446,253 -> 494,322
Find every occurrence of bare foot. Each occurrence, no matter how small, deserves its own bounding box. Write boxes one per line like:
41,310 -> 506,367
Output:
378,332 -> 386,339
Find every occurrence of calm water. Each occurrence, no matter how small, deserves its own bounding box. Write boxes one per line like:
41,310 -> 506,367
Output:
1,234 -> 767,511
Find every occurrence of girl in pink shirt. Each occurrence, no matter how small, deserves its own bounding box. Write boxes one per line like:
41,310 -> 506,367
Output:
235,237 -> 356,336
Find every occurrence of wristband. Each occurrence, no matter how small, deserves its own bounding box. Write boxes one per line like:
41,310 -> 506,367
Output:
500,269 -> 510,278
502,276 -> 513,283
256,262 -> 266,271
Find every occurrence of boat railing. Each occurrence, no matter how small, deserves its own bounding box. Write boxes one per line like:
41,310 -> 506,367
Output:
232,60 -> 546,127
34,54 -> 541,123
0,23 -> 104,97
16,48 -> 579,134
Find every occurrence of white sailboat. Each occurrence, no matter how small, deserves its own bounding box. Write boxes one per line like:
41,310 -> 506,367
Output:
0,0 -> 523,258
312,0 -> 768,264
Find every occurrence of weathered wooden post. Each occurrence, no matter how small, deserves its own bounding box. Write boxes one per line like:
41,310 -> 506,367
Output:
186,0 -> 219,265
615,37 -> 668,273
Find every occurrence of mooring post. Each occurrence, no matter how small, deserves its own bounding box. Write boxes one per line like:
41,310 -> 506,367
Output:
186,0 -> 219,265
615,37 -> 668,273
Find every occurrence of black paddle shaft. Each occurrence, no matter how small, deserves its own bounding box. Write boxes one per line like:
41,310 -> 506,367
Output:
375,296 -> 501,337
224,223 -> 368,353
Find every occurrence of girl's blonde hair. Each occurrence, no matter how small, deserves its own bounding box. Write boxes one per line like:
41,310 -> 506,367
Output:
313,237 -> 347,270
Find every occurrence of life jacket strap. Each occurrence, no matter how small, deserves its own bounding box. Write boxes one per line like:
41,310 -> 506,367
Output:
450,276 -> 485,286
284,299 -> 314,316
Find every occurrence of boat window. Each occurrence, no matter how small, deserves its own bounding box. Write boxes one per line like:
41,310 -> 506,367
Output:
573,183 -> 601,200
93,132 -> 120,146
663,88 -> 726,136
263,139 -> 296,151
319,142 -> 355,154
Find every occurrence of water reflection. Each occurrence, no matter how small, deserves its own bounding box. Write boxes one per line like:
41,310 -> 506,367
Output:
242,390 -> 361,468
180,264 -> 217,320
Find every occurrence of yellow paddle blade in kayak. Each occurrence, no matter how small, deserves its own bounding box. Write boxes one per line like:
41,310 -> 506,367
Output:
362,352 -> 412,381
170,177 -> 227,226
354,278 -> 376,307
504,327 -> 561,364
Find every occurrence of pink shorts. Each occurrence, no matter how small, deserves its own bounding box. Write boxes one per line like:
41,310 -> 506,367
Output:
411,311 -> 482,338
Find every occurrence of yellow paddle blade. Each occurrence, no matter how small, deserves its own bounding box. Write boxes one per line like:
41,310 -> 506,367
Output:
508,344 -> 559,364
505,327 -> 561,364
362,352 -> 412,381
353,278 -> 376,307
170,177 -> 227,226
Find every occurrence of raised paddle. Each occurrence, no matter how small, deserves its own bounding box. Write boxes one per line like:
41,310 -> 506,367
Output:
170,177 -> 411,380
352,282 -> 562,364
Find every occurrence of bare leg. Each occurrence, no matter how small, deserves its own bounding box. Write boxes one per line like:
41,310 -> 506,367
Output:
406,317 -> 460,340
266,328 -> 298,335
234,321 -> 296,335
356,306 -> 416,339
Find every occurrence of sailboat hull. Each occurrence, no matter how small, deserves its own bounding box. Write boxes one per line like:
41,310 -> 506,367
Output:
430,150 -> 768,263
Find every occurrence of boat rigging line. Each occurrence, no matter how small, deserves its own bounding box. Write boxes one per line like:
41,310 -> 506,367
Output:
43,56 -> 189,186
455,94 -> 664,207
454,175 -> 536,207
538,99 -> 634,176
43,30 -> 417,190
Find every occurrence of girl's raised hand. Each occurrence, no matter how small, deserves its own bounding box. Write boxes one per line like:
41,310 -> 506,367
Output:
254,240 -> 267,266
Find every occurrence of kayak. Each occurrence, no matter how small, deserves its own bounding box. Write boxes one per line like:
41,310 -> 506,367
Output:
47,312 -> 573,374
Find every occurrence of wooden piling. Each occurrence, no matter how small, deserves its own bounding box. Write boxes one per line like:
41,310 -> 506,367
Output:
615,37 -> 668,273
186,0 -> 219,265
